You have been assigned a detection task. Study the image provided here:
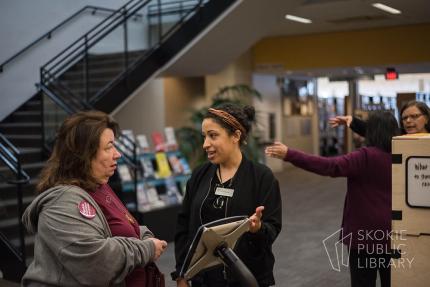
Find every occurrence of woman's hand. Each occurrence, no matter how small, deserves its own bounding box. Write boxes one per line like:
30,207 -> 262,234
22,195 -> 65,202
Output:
249,206 -> 264,233
176,278 -> 190,287
265,141 -> 288,160
149,238 -> 167,260
329,115 -> 352,128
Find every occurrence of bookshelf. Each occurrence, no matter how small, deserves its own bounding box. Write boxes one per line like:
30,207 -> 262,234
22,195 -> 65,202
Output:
115,128 -> 191,241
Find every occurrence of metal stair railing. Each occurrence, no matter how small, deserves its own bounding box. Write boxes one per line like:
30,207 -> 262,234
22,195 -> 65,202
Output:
0,5 -> 125,73
0,133 -> 30,269
39,0 -> 208,105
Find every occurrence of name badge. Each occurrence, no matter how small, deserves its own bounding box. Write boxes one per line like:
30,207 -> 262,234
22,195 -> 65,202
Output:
215,187 -> 234,197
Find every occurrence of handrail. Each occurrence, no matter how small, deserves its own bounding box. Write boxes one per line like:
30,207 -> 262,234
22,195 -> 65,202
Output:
41,0 -> 207,106
147,0 -> 202,16
0,134 -> 30,184
0,6 -> 124,73
42,0 -> 149,71
0,133 -> 30,264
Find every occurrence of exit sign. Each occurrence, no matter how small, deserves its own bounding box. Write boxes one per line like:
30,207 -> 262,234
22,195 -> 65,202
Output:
385,68 -> 398,80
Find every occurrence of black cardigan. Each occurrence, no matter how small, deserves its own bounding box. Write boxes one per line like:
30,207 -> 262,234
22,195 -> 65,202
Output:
173,156 -> 282,285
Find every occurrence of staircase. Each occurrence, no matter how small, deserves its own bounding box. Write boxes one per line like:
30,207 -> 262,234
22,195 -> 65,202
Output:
56,51 -> 143,104
0,0 -> 238,281
0,94 -> 43,263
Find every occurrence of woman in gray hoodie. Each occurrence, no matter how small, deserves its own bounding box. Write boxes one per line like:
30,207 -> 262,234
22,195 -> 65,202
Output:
22,111 -> 167,286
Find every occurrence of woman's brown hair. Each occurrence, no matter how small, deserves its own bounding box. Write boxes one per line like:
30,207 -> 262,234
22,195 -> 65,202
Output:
37,110 -> 119,193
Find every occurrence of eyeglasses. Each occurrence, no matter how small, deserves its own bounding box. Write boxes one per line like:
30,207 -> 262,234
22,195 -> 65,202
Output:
401,113 -> 423,122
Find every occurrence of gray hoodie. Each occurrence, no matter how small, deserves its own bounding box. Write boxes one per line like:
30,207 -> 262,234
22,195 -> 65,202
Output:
22,185 -> 155,286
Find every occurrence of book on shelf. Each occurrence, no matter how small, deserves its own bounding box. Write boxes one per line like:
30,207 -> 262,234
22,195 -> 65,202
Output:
164,127 -> 178,151
167,154 -> 183,174
120,129 -> 137,156
117,164 -> 132,182
136,183 -> 151,212
160,176 -> 183,205
136,134 -> 151,153
179,158 -> 191,175
151,131 -> 166,152
155,152 -> 172,178
137,182 -> 166,212
140,157 -> 155,178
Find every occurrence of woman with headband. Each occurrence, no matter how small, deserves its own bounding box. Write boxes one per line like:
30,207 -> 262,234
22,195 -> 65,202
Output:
172,103 -> 282,287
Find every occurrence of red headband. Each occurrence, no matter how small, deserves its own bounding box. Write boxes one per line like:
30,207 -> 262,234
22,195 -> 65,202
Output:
208,108 -> 246,136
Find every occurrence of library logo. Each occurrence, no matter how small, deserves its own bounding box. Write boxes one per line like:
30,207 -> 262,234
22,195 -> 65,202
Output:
322,228 -> 352,272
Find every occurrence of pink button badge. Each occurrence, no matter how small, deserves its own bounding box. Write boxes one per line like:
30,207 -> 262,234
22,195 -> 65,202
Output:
78,200 -> 96,219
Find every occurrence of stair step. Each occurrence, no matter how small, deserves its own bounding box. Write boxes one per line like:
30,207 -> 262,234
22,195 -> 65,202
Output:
0,279 -> 20,286
59,78 -> 112,90
3,135 -> 42,148
19,100 -> 41,112
4,111 -> 42,123
59,67 -> 123,81
0,195 -> 35,220
17,147 -> 43,162
1,195 -> 35,208
72,58 -> 128,71
8,235 -> 35,260
0,161 -> 44,177
0,122 -> 41,135
0,178 -> 38,199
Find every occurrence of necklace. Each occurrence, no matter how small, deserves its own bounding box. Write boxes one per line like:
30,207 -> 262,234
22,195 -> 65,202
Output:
213,167 -> 235,209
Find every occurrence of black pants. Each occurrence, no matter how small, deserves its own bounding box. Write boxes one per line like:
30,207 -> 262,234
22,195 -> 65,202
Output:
349,249 -> 391,287
190,268 -> 269,287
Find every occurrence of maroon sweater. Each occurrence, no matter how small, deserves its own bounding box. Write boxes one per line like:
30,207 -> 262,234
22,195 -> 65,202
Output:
285,147 -> 391,250
90,184 -> 146,287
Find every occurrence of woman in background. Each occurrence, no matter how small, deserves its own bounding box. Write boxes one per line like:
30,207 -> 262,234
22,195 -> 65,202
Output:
266,110 -> 400,287
330,100 -> 429,135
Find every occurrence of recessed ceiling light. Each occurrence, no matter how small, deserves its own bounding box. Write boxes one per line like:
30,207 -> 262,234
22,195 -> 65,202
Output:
285,14 -> 312,24
372,3 -> 401,14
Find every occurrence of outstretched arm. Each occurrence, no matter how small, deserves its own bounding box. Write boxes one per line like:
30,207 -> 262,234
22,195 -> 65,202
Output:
266,142 -> 363,178
329,115 -> 367,137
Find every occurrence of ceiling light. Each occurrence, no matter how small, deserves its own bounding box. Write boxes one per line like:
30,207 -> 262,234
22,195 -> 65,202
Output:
285,14 -> 312,24
372,3 -> 401,14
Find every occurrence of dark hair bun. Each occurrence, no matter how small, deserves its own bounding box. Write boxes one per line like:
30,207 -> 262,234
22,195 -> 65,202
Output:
243,105 -> 255,122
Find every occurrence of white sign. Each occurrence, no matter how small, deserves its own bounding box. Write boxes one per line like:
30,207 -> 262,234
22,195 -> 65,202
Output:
406,157 -> 430,208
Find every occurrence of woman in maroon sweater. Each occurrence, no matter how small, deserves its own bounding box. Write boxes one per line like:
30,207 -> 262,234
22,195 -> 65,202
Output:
265,110 -> 399,287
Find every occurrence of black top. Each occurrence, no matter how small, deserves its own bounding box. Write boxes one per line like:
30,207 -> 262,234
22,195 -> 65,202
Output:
173,155 -> 282,286
201,175 -> 233,224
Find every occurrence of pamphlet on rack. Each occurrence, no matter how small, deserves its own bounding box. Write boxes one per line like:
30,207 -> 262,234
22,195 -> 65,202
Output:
137,182 -> 166,212
117,164 -> 132,182
121,129 -> 136,156
136,134 -> 150,153
155,152 -> 172,178
164,127 -> 178,151
151,131 -> 166,152
162,177 -> 183,205
140,157 -> 155,178
167,154 -> 183,174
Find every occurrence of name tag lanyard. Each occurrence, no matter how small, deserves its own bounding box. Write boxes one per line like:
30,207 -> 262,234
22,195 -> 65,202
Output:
213,166 -> 236,216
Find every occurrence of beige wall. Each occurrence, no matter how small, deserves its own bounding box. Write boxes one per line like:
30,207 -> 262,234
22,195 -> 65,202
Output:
205,51 -> 253,102
253,23 -> 430,71
164,77 -> 205,128
112,78 -> 165,136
